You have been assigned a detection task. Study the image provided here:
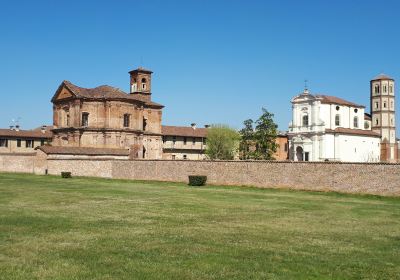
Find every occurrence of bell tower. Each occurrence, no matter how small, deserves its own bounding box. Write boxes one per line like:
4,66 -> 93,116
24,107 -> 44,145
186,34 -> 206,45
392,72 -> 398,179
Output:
370,74 -> 397,162
129,67 -> 153,101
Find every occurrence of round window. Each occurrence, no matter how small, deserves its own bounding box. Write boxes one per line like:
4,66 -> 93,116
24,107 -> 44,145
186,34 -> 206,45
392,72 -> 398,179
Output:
354,109 -> 358,113
336,106 -> 340,111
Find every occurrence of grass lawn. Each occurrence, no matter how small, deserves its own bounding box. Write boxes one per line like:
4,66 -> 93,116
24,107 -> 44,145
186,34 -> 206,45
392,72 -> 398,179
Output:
0,173 -> 399,279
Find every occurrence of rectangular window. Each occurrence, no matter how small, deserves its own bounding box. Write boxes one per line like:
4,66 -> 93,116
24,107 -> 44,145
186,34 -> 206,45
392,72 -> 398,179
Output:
203,138 -> 207,145
17,139 -> 22,147
172,155 -> 176,160
183,155 -> 187,160
173,136 -> 176,144
183,137 -> 187,145
383,102 -> 387,108
0,139 -> 8,147
284,143 -> 288,152
26,140 -> 34,148
123,114 -> 130,128
353,117 -> 358,128
82,113 -> 89,127
192,138 -> 196,145
304,152 -> 309,162
41,139 -> 45,146
162,136 -> 166,143
335,114 -> 340,126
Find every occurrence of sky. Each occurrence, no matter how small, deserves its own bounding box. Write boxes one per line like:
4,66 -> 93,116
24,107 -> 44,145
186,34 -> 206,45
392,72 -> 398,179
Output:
0,0 -> 399,134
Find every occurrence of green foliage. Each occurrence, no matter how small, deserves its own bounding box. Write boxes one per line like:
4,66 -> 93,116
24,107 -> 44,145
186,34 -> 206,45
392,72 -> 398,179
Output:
239,108 -> 278,160
61,172 -> 72,178
188,175 -> 207,186
205,124 -> 240,160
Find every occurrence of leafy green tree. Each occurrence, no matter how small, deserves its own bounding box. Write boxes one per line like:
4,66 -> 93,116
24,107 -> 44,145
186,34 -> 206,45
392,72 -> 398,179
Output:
239,119 -> 255,160
239,108 -> 278,160
205,125 -> 240,160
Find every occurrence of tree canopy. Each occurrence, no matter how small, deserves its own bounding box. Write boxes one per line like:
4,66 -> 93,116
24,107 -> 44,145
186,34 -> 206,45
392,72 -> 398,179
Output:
239,108 -> 278,160
205,124 -> 240,160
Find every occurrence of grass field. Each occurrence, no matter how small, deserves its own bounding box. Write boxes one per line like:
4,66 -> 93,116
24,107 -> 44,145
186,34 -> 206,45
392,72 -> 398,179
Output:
0,173 -> 399,280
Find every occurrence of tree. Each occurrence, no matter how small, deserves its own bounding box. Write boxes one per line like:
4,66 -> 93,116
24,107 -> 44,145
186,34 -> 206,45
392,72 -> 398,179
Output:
205,124 -> 240,160
239,108 -> 278,160
239,119 -> 255,160
254,108 -> 278,160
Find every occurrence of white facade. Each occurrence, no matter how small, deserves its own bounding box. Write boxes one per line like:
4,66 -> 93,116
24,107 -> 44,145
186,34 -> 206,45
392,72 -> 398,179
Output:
288,89 -> 381,162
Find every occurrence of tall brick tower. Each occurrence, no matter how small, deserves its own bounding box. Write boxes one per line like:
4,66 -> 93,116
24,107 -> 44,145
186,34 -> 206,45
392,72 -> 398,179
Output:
370,74 -> 397,162
129,67 -> 153,101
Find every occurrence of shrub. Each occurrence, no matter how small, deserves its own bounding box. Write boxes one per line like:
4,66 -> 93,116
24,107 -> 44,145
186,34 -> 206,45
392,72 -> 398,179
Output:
61,172 -> 72,178
188,175 -> 207,186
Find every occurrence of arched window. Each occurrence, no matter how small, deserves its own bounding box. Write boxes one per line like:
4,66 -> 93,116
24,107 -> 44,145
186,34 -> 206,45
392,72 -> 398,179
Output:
141,78 -> 147,90
375,118 -> 379,125
302,115 -> 309,126
375,85 -> 380,94
335,114 -> 340,126
383,85 -> 387,93
389,85 -> 393,93
353,116 -> 358,128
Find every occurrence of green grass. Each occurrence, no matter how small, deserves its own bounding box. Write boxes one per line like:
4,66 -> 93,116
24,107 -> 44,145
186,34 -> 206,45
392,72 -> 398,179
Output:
0,173 -> 399,280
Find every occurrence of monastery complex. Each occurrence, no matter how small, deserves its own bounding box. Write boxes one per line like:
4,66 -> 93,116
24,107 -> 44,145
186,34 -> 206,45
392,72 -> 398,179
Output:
0,68 -> 398,163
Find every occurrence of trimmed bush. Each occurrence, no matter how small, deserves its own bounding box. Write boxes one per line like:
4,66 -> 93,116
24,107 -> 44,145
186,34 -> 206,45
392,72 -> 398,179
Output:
188,175 -> 207,186
61,172 -> 72,178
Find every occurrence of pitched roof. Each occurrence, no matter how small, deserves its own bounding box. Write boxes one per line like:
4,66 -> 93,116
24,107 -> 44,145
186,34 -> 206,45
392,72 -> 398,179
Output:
325,128 -> 380,137
371,74 -> 394,81
36,146 -> 130,156
128,67 -> 153,74
364,113 -> 372,121
316,95 -> 365,108
0,128 -> 53,139
162,126 -> 208,137
52,80 -> 163,108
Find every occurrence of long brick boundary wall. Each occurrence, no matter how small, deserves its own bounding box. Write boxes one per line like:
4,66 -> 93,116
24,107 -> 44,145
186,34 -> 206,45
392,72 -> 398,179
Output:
0,154 -> 400,196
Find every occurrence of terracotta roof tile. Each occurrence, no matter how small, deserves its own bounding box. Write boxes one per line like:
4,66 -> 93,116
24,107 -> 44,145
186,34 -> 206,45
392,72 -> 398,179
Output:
371,74 -> 394,81
36,146 -> 129,156
325,128 -> 380,137
0,129 -> 52,139
52,81 -> 163,108
162,126 -> 208,137
316,95 -> 365,108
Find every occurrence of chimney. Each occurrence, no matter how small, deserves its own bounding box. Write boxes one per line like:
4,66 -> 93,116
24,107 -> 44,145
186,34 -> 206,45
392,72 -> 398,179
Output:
191,123 -> 196,130
9,126 -> 14,130
15,125 -> 20,131
41,125 -> 47,134
204,124 -> 210,128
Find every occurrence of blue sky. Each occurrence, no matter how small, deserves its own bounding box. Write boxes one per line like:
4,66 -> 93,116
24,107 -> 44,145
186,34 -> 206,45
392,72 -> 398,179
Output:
1,0 -> 399,133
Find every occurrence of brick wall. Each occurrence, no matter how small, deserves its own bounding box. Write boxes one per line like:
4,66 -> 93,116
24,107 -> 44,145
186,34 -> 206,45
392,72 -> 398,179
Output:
1,154 -> 400,196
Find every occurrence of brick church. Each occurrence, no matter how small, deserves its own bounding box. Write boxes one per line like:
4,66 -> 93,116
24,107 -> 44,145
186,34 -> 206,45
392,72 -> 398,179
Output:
51,68 -> 164,159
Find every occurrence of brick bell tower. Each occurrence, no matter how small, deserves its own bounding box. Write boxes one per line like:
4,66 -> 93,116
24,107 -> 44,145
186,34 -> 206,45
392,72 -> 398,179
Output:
370,74 -> 397,162
129,67 -> 153,101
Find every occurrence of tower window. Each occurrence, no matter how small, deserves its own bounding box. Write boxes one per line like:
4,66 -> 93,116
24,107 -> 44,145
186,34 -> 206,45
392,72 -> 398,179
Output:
391,101 -> 394,108
375,118 -> 379,125
81,113 -> 89,127
389,85 -> 393,93
123,114 -> 130,128
335,114 -> 340,126
142,78 -> 147,90
391,118 -> 394,125
66,114 -> 70,126
353,116 -> 358,128
383,102 -> 387,108
383,85 -> 387,93
302,115 -> 309,126
375,102 -> 379,109
375,85 -> 380,94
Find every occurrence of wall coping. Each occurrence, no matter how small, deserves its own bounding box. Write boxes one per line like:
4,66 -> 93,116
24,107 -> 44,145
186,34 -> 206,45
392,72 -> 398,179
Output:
45,158 -> 400,166
0,153 -> 36,156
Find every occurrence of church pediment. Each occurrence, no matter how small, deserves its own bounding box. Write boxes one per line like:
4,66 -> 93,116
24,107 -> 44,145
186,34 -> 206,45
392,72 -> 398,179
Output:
51,81 -> 76,103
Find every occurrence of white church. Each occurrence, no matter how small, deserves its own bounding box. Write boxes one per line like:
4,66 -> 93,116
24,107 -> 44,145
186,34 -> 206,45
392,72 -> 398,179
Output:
288,74 -> 396,162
